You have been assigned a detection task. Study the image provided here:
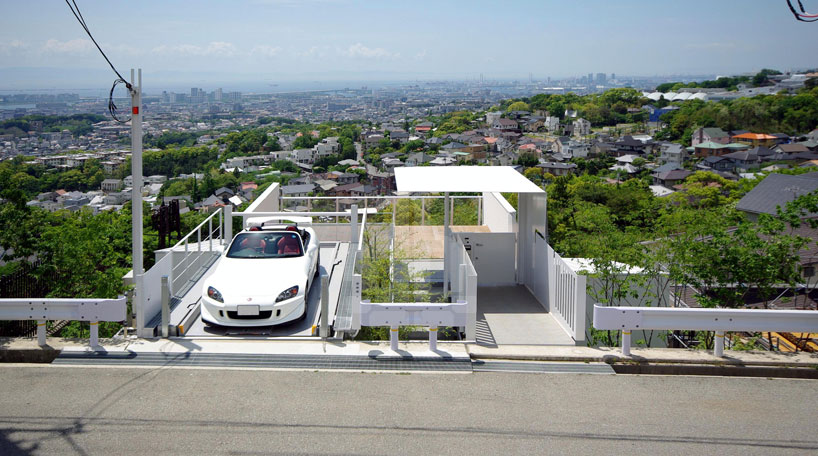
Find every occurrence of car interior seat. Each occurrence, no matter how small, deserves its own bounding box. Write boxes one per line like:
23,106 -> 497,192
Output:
277,234 -> 301,255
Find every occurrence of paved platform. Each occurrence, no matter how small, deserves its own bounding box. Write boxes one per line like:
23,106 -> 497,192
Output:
476,286 -> 576,346
3,337 -> 816,369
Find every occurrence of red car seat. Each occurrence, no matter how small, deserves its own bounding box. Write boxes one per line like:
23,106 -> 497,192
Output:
277,234 -> 301,255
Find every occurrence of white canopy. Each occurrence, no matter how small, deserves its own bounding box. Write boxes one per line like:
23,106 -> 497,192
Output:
394,166 -> 544,194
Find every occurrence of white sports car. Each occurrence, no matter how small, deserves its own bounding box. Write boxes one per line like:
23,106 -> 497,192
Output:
201,217 -> 320,327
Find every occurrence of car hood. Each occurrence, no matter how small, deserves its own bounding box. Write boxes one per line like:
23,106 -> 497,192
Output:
205,256 -> 308,300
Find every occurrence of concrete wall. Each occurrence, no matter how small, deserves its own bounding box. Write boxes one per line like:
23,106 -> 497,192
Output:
246,182 -> 280,213
482,192 -> 516,233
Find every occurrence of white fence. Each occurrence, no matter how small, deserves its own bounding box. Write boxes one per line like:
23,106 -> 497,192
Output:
0,296 -> 126,347
593,304 -> 818,357
547,244 -> 587,343
448,234 -> 477,340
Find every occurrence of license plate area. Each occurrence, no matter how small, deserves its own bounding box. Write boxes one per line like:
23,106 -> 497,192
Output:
237,305 -> 260,316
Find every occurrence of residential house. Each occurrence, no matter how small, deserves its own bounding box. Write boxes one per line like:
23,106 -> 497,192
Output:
280,183 -> 316,198
389,130 -> 410,144
101,179 -> 123,192
693,141 -> 729,158
545,116 -> 560,132
775,143 -> 810,155
492,118 -> 519,132
722,149 -> 761,170
652,169 -> 692,187
291,148 -> 314,164
572,118 -> 591,137
736,172 -> 818,221
366,165 -> 395,193
658,143 -> 688,165
405,152 -> 434,166
538,162 -> 577,176
732,133 -> 778,148
700,155 -> 734,171
691,127 -> 730,147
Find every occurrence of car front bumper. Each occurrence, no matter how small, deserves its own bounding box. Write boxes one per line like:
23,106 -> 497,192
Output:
200,294 -> 306,327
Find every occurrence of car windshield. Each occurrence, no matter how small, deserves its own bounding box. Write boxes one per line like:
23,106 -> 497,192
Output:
226,232 -> 304,258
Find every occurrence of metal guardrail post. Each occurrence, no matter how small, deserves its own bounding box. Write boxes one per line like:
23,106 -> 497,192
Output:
161,276 -> 169,338
320,273 -> 329,338
37,320 -> 46,346
350,204 -> 358,244
224,205 -> 232,244
429,326 -> 438,351
714,330 -> 725,357
390,324 -> 399,351
90,321 -> 99,347
621,330 -> 631,356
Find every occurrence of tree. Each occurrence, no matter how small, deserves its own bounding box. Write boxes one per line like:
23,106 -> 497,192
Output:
517,152 -> 539,168
506,101 -> 530,112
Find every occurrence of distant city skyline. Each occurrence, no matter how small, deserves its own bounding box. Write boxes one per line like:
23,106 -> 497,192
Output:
1,0 -> 817,90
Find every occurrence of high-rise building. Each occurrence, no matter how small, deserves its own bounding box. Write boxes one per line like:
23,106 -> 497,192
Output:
596,73 -> 607,85
611,73 -> 616,81
214,88 -> 223,102
587,73 -> 593,84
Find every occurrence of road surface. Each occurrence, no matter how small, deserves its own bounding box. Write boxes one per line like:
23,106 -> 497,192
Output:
0,365 -> 815,455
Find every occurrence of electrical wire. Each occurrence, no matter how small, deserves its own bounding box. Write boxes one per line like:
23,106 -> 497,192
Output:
64,0 -> 134,122
787,0 -> 818,22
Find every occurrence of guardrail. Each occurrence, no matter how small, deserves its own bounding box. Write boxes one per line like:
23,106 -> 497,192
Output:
359,300 -> 468,351
0,296 -> 126,347
593,304 -> 818,357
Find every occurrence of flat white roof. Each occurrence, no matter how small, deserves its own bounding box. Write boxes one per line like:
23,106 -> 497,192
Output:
394,166 -> 544,193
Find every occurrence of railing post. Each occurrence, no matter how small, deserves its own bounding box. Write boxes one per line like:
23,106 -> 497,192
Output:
350,204 -> 358,245
429,326 -> 438,351
224,205 -> 232,244
161,275 -> 170,338
208,217 -> 213,252
621,330 -> 631,356
89,321 -> 99,347
320,273 -> 329,338
390,324 -> 399,351
421,198 -> 425,226
714,330 -> 725,357
37,320 -> 46,346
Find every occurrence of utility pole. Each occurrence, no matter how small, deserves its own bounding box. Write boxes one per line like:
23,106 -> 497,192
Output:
130,68 -> 145,336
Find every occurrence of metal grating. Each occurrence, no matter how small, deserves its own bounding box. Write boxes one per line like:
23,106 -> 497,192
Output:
472,360 -> 615,375
333,241 -> 359,331
53,352 -> 473,372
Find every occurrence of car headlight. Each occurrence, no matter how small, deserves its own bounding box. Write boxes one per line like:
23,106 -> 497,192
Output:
276,285 -> 299,302
207,286 -> 224,303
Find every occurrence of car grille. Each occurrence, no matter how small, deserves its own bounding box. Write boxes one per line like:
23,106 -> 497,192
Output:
226,310 -> 273,320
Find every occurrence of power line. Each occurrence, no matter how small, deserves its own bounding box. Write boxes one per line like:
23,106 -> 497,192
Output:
64,0 -> 133,122
787,0 -> 818,22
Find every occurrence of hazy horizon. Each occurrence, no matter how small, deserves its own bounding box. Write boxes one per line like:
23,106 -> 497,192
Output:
1,1 -> 817,91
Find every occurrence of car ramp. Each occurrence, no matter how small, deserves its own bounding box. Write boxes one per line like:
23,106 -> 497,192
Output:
165,241 -> 349,339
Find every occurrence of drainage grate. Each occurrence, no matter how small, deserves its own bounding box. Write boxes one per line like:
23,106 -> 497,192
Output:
53,352 -> 473,372
472,360 -> 615,375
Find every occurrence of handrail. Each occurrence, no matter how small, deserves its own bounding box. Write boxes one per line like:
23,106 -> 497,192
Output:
279,195 -> 484,200
593,304 -> 818,357
170,208 -> 223,250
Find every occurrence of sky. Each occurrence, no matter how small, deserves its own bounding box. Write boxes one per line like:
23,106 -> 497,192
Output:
1,0 -> 817,91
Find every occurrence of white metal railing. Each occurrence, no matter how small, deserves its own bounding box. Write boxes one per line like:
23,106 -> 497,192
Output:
169,207 -> 224,296
448,234 -> 477,340
547,244 -> 587,342
280,195 -> 484,226
359,300 -> 469,351
0,296 -> 126,347
593,304 -> 818,357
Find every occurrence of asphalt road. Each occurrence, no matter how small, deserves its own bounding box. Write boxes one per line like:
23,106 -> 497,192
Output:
0,365 -> 815,455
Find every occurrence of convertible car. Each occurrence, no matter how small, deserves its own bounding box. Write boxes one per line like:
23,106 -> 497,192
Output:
201,217 -> 319,327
